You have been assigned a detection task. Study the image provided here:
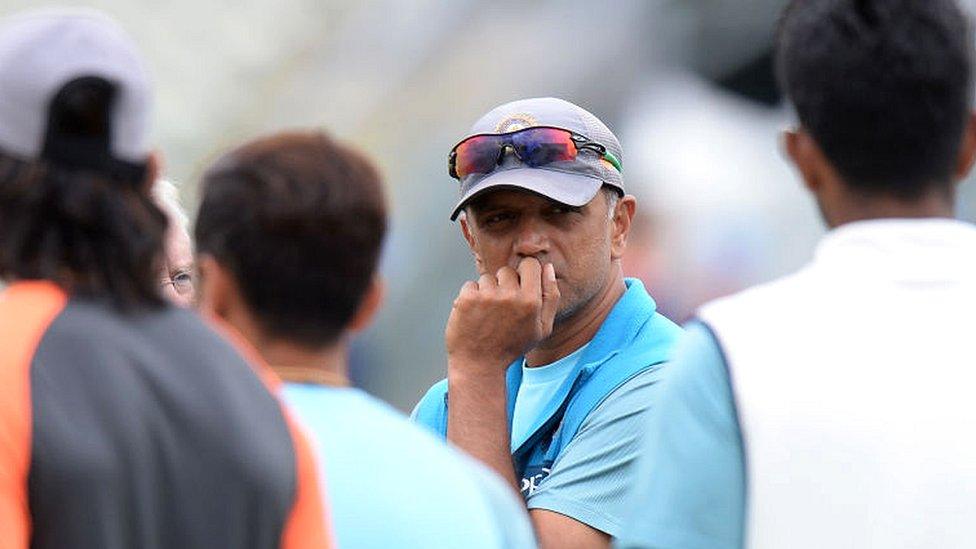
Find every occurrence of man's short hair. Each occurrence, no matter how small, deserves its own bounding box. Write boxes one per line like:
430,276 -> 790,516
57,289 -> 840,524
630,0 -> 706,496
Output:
776,0 -> 974,199
195,131 -> 388,348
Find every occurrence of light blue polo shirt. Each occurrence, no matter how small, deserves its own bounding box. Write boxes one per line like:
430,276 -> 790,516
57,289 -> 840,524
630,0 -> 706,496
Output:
525,366 -> 670,534
413,278 -> 684,538
615,321 -> 746,549
283,384 -> 537,549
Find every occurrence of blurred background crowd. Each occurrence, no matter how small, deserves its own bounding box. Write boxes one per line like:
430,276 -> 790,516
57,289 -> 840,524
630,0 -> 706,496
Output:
5,0 -> 975,411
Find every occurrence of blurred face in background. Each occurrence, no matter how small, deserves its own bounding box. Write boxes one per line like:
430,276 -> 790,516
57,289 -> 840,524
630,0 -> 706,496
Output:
153,180 -> 195,307
160,225 -> 194,306
460,188 -> 628,323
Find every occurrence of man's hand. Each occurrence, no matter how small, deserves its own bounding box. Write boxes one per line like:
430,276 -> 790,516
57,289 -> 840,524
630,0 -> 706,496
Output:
445,257 -> 561,373
445,257 -> 560,492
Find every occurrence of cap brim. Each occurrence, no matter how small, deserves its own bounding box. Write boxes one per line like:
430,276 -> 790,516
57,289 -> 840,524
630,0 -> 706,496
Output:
450,168 -> 604,221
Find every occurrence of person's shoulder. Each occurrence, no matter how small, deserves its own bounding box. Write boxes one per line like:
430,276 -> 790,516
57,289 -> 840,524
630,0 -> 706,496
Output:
699,268 -> 816,321
580,365 -> 662,430
365,394 -> 535,547
48,301 -> 271,396
410,377 -> 449,433
416,378 -> 449,404
634,309 -> 684,356
584,308 -> 683,404
587,320 -> 728,425
48,299 -> 210,342
297,386 -> 453,458
301,388 -> 515,496
362,391 -> 459,461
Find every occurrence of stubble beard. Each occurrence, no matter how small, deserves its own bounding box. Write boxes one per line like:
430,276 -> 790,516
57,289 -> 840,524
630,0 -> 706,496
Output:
551,274 -> 604,327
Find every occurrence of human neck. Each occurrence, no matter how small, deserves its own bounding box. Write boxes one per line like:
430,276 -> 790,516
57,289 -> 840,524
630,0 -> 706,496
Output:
257,336 -> 349,387
525,264 -> 627,367
825,186 -> 955,228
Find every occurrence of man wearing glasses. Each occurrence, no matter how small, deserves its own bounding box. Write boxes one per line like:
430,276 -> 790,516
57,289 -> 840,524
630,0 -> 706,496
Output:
153,179 -> 195,306
413,97 -> 682,548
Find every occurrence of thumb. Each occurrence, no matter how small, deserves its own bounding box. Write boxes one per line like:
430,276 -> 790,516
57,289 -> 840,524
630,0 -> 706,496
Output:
539,263 -> 560,333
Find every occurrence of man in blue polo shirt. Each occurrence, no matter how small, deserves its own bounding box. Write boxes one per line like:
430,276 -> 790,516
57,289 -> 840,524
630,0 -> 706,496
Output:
413,97 -> 682,548
617,1 -> 976,548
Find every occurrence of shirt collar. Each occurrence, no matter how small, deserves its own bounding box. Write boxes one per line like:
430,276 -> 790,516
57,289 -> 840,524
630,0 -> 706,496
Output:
814,218 -> 976,280
521,343 -> 589,385
504,279 -> 659,421
575,278 -> 658,368
505,277 -> 661,459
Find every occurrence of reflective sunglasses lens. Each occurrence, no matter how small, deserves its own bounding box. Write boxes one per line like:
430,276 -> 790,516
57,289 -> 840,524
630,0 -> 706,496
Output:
511,127 -> 577,167
454,135 -> 503,178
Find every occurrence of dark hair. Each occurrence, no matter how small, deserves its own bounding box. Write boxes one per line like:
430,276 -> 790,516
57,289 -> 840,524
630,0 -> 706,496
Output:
195,131 -> 388,348
0,77 -> 166,307
776,0 -> 974,199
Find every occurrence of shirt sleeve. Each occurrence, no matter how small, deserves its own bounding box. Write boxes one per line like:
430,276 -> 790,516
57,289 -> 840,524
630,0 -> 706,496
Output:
524,365 -> 666,537
614,321 -> 746,549
0,284 -> 68,549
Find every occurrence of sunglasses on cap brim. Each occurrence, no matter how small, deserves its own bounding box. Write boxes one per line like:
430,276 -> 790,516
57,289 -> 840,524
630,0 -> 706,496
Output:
448,125 -> 622,180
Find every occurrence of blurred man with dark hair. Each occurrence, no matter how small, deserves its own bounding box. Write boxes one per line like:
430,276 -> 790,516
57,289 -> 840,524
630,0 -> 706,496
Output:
0,9 -> 328,549
195,130 -> 536,549
619,1 -> 976,548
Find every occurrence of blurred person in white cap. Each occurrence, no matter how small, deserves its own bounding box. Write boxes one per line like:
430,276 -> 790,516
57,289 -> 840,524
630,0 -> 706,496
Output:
618,1 -> 976,548
412,97 -> 683,548
153,178 -> 195,306
0,8 -> 329,548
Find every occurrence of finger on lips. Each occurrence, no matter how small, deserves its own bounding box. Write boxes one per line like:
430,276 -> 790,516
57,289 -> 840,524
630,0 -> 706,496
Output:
543,263 -> 558,292
540,263 -> 560,323
517,257 -> 543,296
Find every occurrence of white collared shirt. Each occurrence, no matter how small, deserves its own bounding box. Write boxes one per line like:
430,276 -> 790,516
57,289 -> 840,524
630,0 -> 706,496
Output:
696,218 -> 976,548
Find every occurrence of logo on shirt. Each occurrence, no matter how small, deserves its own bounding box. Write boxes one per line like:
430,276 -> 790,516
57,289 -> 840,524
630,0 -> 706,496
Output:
520,467 -> 551,497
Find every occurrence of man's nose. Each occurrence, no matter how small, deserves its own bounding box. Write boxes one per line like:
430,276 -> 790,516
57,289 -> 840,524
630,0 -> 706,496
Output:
513,217 -> 550,258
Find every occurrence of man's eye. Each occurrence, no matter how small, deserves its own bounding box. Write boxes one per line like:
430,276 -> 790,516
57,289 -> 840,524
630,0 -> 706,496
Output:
550,205 -> 581,215
483,213 -> 514,225
173,272 -> 192,284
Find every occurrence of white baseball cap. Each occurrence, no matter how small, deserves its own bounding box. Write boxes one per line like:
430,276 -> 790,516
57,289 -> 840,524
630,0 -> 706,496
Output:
449,97 -> 624,220
0,8 -> 152,178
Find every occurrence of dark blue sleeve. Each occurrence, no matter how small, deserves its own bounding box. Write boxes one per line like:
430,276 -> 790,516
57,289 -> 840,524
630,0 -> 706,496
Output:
615,322 -> 746,549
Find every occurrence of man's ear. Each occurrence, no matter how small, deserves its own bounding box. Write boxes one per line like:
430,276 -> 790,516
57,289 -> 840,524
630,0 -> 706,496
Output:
783,127 -> 829,193
954,112 -> 976,181
459,212 -> 486,273
610,194 -> 637,261
347,276 -> 385,334
195,254 -> 236,321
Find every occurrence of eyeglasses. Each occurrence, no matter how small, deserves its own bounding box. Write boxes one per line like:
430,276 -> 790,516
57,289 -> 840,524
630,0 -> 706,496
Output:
448,126 -> 622,180
161,269 -> 194,296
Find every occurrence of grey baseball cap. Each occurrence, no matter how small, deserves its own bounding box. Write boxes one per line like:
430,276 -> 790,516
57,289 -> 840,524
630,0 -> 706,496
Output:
0,8 -> 152,175
449,97 -> 624,220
